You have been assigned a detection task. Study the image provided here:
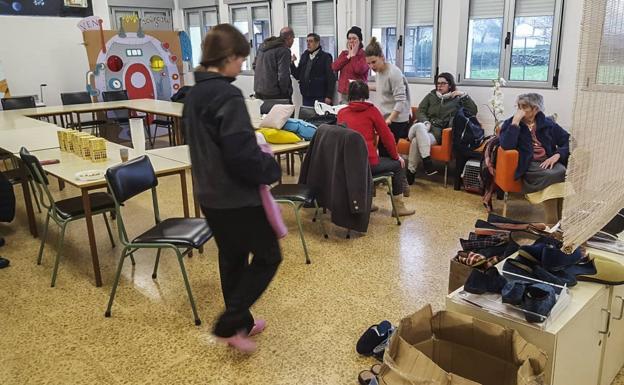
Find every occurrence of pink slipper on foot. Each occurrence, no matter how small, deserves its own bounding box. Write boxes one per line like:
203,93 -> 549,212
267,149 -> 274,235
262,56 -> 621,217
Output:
248,319 -> 266,337
218,332 -> 257,353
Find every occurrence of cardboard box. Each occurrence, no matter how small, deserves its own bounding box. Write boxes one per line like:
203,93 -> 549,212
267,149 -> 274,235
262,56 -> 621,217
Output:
378,305 -> 547,385
448,257 -> 474,294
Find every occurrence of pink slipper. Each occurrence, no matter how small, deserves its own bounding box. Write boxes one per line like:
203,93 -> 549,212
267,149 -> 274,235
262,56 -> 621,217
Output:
248,319 -> 267,337
218,332 -> 257,353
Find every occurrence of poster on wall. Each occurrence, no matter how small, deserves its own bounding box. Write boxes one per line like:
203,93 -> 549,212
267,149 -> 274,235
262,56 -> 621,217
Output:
0,61 -> 9,99
0,0 -> 93,17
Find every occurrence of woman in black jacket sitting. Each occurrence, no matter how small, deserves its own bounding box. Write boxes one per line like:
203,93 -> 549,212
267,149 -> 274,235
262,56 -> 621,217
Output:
290,33 -> 336,106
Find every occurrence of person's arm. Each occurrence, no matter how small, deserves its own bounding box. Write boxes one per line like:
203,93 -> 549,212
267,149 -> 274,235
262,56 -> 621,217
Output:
553,122 -> 570,160
372,108 -> 399,160
353,51 -> 370,78
389,73 -> 409,122
331,51 -> 349,71
290,59 -> 300,80
460,94 -> 478,116
417,94 -> 431,122
324,53 -> 336,102
217,96 -> 281,185
499,111 -> 525,150
277,48 -> 292,96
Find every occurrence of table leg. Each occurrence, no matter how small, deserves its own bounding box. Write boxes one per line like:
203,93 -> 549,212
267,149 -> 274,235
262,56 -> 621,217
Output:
19,160 -> 38,238
82,188 -> 102,287
173,117 -> 182,145
180,170 -> 190,218
190,173 -> 204,254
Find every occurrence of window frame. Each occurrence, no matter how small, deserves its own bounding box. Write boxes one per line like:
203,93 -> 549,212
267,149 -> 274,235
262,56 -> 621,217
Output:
183,6 -> 220,68
228,1 -> 272,74
365,0 -> 441,84
457,0 -> 565,89
109,6 -> 174,30
284,0 -> 338,59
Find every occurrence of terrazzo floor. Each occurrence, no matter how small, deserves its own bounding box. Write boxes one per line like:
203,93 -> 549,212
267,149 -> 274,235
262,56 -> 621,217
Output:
1,160 -> 623,385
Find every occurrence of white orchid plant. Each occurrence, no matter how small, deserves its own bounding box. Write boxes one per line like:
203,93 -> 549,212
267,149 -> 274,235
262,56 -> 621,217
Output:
486,78 -> 506,127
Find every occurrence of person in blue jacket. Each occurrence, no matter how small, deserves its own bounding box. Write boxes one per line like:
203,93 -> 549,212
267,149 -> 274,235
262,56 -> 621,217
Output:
499,93 -> 570,224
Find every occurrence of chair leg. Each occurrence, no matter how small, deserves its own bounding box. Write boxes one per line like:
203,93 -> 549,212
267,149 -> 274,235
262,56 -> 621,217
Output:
29,179 -> 42,213
175,249 -> 201,326
443,163 -> 448,188
386,177 -> 401,225
293,203 -> 310,264
50,223 -> 67,287
105,248 -> 128,318
503,192 -> 508,217
152,249 -> 162,278
102,213 -> 115,248
37,212 -> 51,265
313,201 -> 328,239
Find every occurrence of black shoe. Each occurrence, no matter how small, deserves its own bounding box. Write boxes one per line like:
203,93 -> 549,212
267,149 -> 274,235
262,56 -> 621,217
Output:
0,237 -> 4,247
422,157 -> 438,176
406,169 -> 416,185
0,257 -> 9,269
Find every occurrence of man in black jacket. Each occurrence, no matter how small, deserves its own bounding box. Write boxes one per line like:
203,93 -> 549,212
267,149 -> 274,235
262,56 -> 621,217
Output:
290,33 -> 335,106
253,27 -> 295,101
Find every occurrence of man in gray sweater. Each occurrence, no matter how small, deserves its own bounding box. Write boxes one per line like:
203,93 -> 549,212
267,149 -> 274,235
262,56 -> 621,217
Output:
253,27 -> 295,101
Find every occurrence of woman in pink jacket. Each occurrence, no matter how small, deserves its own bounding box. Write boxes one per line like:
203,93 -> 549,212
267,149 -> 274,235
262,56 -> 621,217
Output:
332,26 -> 369,103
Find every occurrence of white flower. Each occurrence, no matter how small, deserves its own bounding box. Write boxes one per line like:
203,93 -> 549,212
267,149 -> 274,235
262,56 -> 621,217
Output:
499,78 -> 507,86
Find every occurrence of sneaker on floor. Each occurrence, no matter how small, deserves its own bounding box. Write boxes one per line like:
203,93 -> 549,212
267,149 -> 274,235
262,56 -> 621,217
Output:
422,157 -> 438,176
406,169 -> 416,185
0,257 -> 9,269
248,319 -> 266,337
218,332 -> 257,353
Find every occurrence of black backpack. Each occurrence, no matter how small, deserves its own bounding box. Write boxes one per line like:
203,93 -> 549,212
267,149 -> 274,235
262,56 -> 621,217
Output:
452,107 -> 485,156
304,111 -> 337,127
0,171 -> 15,223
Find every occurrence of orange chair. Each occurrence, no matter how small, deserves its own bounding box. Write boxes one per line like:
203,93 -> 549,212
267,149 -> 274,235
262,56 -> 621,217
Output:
494,147 -> 522,216
396,127 -> 453,187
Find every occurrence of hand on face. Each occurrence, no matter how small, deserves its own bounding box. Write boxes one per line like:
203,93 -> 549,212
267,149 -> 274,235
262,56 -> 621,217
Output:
512,109 -> 526,126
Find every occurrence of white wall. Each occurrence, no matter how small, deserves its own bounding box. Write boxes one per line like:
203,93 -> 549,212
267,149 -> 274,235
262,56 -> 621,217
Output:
0,0 -> 582,128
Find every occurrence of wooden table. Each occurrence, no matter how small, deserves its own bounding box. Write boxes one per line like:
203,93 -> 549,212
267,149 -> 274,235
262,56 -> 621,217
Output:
30,143 -> 191,287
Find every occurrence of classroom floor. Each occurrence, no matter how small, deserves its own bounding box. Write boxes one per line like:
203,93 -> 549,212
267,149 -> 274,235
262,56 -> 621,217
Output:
1,158 -> 623,385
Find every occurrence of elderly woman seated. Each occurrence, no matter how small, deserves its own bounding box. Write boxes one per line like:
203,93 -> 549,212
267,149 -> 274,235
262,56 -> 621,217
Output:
499,93 -> 570,224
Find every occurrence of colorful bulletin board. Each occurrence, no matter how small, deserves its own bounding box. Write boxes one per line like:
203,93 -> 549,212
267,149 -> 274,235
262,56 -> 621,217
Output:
0,0 -> 93,17
82,17 -> 184,102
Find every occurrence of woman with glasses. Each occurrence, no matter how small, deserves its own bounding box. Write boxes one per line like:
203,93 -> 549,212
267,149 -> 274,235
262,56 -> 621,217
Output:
290,32 -> 336,107
406,72 -> 477,181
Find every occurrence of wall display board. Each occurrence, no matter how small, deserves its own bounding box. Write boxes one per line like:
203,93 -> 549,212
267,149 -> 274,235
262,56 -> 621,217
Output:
82,16 -> 184,102
0,0 -> 93,17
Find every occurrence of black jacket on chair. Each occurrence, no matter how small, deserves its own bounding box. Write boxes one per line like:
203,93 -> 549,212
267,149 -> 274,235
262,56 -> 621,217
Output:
0,171 -> 15,223
299,124 -> 372,232
290,47 -> 336,100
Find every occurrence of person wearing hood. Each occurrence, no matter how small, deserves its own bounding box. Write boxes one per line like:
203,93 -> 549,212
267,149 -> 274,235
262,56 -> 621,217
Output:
253,27 -> 295,101
406,72 -> 477,182
332,26 -> 369,103
184,24 -> 282,354
290,33 -> 335,106
337,81 -> 415,217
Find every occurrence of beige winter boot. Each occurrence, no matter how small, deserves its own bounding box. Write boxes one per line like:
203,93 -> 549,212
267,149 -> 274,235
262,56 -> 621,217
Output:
392,196 -> 415,216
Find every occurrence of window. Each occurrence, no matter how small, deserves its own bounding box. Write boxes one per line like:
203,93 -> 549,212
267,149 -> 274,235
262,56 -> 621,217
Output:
286,0 -> 336,62
459,0 -> 564,87
230,2 -> 271,71
368,0 -> 439,81
110,7 -> 173,31
184,7 -> 219,68
597,0 -> 624,86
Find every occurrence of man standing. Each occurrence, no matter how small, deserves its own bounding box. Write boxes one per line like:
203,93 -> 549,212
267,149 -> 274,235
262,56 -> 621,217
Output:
290,33 -> 335,106
253,27 -> 295,101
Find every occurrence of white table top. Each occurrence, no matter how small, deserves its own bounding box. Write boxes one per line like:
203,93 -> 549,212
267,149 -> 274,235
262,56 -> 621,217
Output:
2,125 -> 62,154
30,143 -> 189,188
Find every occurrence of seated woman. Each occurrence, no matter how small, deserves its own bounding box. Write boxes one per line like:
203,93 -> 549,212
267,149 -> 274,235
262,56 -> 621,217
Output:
499,93 -> 569,224
337,81 -> 415,217
407,72 -> 477,182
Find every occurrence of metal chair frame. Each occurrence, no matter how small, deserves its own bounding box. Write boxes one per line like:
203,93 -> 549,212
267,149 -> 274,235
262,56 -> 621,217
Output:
372,173 -> 401,226
273,197 -> 326,264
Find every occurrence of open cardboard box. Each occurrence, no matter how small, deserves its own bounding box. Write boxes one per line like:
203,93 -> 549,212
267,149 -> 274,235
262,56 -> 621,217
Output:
378,305 -> 547,385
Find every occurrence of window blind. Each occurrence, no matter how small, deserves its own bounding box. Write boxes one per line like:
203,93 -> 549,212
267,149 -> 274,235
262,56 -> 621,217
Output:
405,0 -> 434,26
232,7 -> 248,22
372,0 -> 397,28
253,5 -> 269,19
515,0 -> 555,17
288,2 -> 308,36
179,0 -> 218,8
469,0 -> 504,19
204,10 -> 218,26
313,1 -> 334,36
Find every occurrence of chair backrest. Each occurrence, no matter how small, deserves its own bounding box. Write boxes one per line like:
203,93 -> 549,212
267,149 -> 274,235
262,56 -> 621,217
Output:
61,91 -> 92,105
19,147 -> 49,186
260,99 -> 292,115
106,155 -> 158,203
102,90 -> 129,102
1,96 -> 36,110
